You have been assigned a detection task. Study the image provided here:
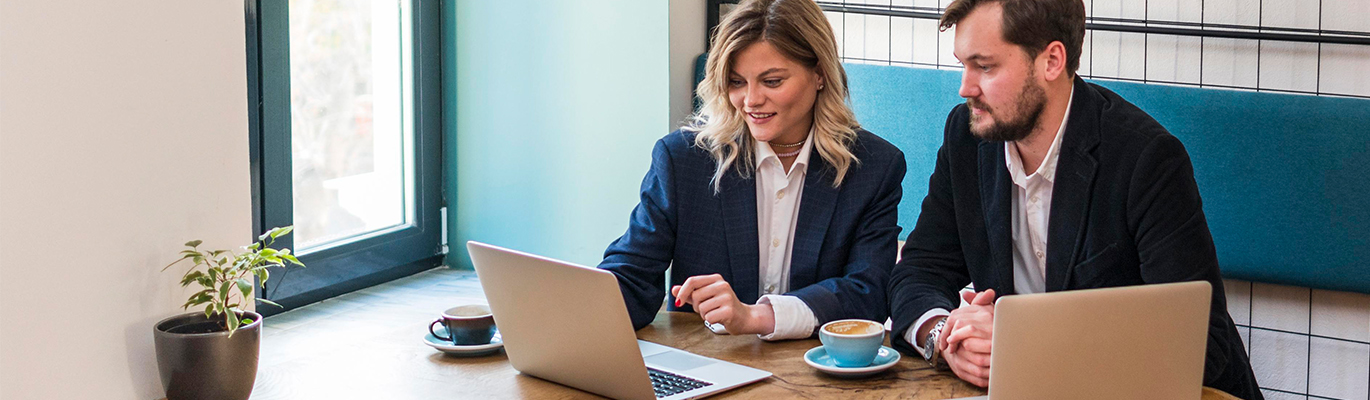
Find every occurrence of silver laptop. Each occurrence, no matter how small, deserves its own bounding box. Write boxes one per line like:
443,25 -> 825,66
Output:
950,281 -> 1212,400
467,241 -> 772,400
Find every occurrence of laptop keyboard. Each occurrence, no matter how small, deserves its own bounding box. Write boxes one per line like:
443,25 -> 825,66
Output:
648,367 -> 713,398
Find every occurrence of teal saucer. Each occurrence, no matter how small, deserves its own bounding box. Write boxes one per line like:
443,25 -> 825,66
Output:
423,326 -> 503,357
803,345 -> 900,377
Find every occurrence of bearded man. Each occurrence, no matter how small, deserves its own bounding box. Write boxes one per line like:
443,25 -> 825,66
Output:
886,0 -> 1262,398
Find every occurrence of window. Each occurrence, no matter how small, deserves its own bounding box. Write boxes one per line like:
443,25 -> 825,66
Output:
247,0 -> 443,313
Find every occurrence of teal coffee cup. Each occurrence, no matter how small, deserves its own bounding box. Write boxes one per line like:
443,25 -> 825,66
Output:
429,304 -> 497,345
819,319 -> 885,367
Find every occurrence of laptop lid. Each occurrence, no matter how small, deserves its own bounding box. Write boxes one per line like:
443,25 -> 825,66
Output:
466,241 -> 770,400
986,281 -> 1212,400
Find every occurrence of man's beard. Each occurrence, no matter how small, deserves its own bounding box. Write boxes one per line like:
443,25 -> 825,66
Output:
967,74 -> 1047,142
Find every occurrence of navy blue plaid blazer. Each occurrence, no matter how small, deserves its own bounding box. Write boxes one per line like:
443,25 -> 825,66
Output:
599,128 -> 906,332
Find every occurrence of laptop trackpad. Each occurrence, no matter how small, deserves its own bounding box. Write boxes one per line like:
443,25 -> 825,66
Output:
645,350 -> 717,371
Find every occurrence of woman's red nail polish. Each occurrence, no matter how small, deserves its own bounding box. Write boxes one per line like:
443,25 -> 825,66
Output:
675,298 -> 682,307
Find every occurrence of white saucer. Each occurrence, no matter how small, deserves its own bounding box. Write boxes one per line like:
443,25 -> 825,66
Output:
423,328 -> 503,356
803,345 -> 900,377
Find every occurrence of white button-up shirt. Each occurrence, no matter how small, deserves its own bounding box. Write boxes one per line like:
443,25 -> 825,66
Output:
905,84 -> 1075,357
752,130 -> 819,340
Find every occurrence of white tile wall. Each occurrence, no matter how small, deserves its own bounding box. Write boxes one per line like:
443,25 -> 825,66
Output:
1319,44 -> 1370,97
1202,38 -> 1261,88
1259,41 -> 1321,92
891,17 -> 915,64
1310,289 -> 1370,343
1250,329 -> 1311,393
1261,389 -> 1308,400
1234,279 -> 1370,399
1226,279 -> 1253,325
1253,282 -> 1312,334
1308,337 -> 1370,399
1321,0 -> 1370,32
823,0 -> 1369,98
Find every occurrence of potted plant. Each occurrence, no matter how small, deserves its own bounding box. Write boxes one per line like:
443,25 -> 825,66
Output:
153,226 -> 303,400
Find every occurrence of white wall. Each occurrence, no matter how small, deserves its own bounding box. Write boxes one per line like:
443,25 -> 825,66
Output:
0,1 -> 250,399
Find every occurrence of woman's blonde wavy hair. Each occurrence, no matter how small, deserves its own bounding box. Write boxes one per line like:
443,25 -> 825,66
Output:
687,0 -> 860,192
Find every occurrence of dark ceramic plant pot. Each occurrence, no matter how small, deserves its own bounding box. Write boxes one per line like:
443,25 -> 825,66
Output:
153,311 -> 261,400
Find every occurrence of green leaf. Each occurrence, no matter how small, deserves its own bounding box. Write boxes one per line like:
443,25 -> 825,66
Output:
219,281 -> 232,302
258,298 -> 282,308
185,240 -> 202,248
226,311 -> 240,332
179,271 -> 205,286
161,258 -> 186,271
237,278 -> 253,299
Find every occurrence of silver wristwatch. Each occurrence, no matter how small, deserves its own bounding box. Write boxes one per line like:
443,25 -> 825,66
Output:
923,318 -> 947,367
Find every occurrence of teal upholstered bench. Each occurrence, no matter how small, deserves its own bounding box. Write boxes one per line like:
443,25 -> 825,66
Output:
697,55 -> 1370,294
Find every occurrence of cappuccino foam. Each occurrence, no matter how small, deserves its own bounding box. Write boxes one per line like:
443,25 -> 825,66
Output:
824,320 -> 882,335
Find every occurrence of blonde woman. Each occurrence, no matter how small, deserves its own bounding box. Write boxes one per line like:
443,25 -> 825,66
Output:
598,0 -> 905,340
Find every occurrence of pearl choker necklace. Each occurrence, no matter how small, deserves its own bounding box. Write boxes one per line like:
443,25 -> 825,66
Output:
776,148 -> 802,158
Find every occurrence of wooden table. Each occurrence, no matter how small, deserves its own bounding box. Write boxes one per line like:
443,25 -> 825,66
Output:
244,268 -> 1238,399
251,310 -> 981,399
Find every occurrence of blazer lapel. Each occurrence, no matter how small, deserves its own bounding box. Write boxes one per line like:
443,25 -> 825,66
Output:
978,141 -> 1016,296
1045,78 -> 1102,292
719,168 -> 761,303
791,159 -> 839,289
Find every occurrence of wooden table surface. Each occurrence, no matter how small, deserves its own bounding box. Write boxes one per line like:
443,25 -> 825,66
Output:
242,268 -> 1237,400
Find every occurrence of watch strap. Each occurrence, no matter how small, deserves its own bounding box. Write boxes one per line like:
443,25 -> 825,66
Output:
924,318 -> 947,367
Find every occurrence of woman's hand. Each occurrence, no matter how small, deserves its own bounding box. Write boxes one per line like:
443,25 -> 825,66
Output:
672,274 -> 776,335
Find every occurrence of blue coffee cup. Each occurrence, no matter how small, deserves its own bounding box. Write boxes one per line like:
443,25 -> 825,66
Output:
819,319 -> 885,367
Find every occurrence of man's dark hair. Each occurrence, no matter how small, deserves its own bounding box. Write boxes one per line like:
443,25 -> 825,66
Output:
939,0 -> 1086,76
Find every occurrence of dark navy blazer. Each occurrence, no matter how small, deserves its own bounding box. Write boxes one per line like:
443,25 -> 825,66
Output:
888,77 -> 1262,400
599,129 -> 906,333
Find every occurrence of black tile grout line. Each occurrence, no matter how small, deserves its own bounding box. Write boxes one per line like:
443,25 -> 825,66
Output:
1257,0 -> 1263,91
1307,287 -> 1314,399
1247,281 -> 1253,354
935,0 -> 941,71
1233,323 -> 1370,347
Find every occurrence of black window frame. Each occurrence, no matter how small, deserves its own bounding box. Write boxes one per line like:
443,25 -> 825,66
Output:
245,0 -> 445,315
